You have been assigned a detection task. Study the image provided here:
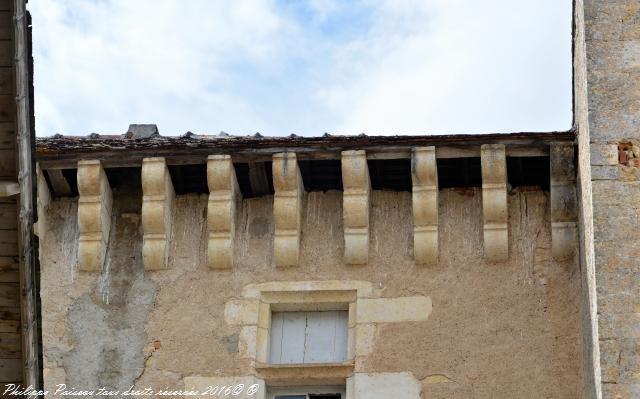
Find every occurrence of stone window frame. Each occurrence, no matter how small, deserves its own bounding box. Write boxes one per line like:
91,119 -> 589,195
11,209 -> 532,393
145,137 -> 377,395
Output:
224,280 -> 432,388
254,288 -> 358,386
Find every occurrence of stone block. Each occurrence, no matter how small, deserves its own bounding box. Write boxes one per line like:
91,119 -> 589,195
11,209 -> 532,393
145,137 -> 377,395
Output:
550,142 -> 578,260
600,339 -> 621,383
272,153 -> 304,267
341,150 -> 370,265
619,339 -> 640,384
141,157 -> 175,270
239,326 -> 257,359
77,160 -> 112,272
592,143 -> 621,166
481,144 -> 508,262
585,1 -> 640,41
602,382 -> 640,399
592,165 -> 620,180
224,299 -> 260,326
207,155 -> 240,270
411,147 -> 438,265
257,302 -> 271,329
586,70 -> 640,141
242,280 -> 374,299
355,323 -> 376,358
256,326 -> 269,363
351,372 -> 421,399
356,296 -> 432,323
125,124 -> 158,139
599,313 -> 640,339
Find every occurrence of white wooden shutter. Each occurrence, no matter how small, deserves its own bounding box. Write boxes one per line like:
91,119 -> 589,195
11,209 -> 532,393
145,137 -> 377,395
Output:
269,311 -> 348,364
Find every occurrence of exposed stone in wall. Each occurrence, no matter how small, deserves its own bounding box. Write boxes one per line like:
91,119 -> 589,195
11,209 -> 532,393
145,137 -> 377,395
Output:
356,297 -> 431,323
41,194 -> 158,397
41,188 -> 583,398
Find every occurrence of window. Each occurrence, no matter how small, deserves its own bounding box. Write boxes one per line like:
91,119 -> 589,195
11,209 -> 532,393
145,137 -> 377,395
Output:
269,386 -> 345,399
269,311 -> 348,364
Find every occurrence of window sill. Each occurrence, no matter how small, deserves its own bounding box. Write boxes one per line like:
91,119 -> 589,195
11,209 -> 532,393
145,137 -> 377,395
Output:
255,361 -> 354,386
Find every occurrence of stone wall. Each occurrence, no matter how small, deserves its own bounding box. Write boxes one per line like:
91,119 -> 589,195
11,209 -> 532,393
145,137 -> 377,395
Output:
576,0 -> 640,397
40,188 -> 583,398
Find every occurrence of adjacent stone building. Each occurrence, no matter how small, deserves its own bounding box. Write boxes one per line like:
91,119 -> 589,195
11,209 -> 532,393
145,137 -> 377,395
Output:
574,0 -> 640,397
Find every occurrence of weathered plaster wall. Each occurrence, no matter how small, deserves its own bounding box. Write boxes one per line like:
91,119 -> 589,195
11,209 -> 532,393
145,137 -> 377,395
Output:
41,188 -> 582,398
41,193 -> 159,395
576,0 -> 640,397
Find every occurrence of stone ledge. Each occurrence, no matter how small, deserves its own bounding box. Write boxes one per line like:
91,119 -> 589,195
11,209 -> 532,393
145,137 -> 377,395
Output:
255,361 -> 354,386
356,296 -> 432,323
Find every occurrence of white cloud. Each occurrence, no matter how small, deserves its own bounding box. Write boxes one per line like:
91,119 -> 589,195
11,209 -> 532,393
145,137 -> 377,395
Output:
28,0 -> 572,136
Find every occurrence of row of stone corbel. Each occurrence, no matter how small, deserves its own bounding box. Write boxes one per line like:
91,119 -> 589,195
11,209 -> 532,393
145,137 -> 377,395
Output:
58,143 -> 576,272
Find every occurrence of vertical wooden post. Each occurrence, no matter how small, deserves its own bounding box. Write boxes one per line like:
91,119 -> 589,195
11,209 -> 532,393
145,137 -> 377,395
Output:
13,0 -> 39,389
34,164 -> 50,241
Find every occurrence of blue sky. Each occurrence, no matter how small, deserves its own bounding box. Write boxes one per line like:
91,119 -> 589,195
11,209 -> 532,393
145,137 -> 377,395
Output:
28,0 -> 573,137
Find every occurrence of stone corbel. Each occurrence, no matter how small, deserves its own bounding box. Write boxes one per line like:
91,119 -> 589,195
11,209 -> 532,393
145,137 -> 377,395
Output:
141,157 -> 175,270
77,160 -> 112,272
207,155 -> 240,269
341,150 -> 370,265
272,153 -> 304,267
481,144 -> 508,262
411,147 -> 438,265
550,142 -> 578,260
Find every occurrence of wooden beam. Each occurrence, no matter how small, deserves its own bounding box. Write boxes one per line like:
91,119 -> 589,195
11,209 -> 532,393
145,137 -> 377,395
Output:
37,145 -> 553,171
248,161 -> 270,196
36,132 -> 566,171
45,169 -> 71,196
0,181 -> 17,197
